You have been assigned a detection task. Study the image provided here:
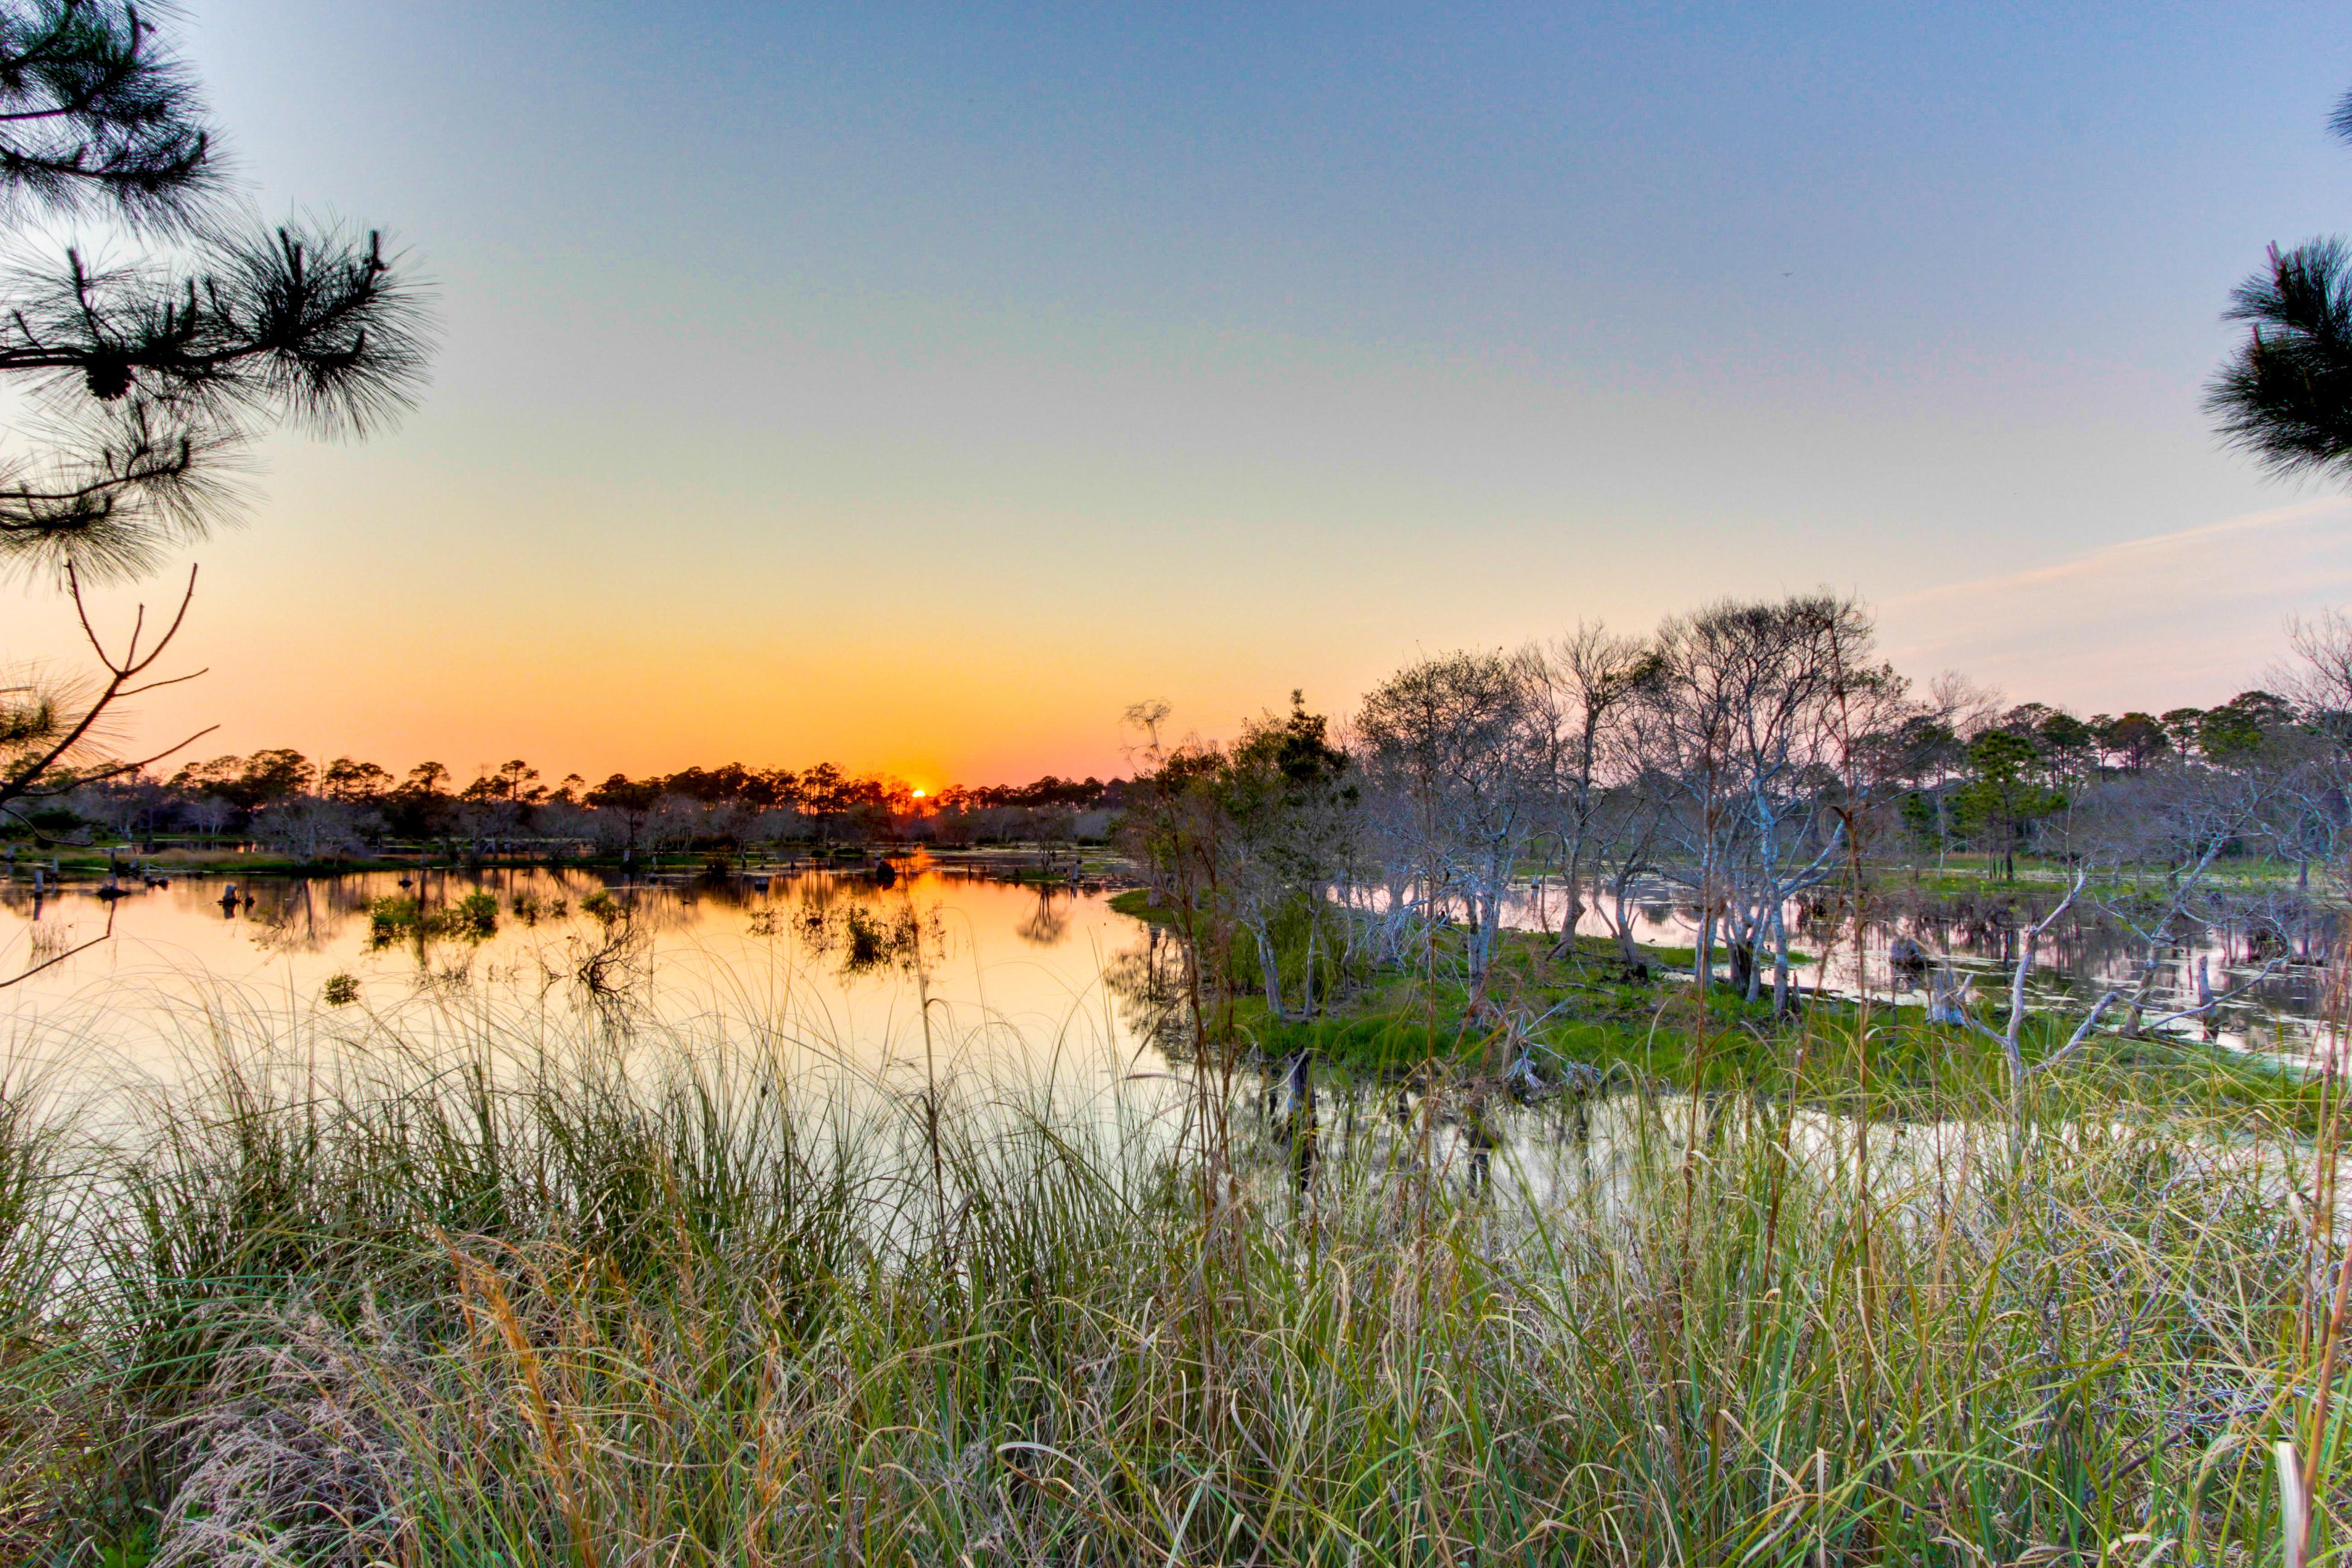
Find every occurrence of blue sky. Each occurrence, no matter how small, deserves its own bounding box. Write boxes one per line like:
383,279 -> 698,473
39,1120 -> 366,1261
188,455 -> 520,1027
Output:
37,0 -> 2348,780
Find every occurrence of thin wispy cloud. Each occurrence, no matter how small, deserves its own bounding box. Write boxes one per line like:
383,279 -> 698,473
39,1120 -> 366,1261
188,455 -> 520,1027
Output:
1877,498 -> 2352,712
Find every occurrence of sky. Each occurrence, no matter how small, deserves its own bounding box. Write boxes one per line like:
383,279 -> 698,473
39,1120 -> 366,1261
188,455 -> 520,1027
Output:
14,1 -> 2352,789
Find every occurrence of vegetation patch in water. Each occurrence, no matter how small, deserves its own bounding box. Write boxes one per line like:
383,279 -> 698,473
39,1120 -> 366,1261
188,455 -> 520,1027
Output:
365,891 -> 501,948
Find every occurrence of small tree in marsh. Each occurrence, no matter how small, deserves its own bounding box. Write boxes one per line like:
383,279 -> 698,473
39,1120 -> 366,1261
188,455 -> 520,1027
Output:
1353,649 -> 1543,997
1956,730 -> 2063,880
1637,592 -> 1897,1003
1218,692 -> 1357,1020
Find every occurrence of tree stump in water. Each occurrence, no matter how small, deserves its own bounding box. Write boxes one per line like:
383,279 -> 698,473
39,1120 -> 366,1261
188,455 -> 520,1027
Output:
1890,935 -> 1929,985
1926,964 -> 1970,1026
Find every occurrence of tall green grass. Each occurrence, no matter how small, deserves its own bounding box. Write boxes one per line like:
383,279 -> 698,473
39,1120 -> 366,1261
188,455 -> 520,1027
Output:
1,998 -> 2345,1565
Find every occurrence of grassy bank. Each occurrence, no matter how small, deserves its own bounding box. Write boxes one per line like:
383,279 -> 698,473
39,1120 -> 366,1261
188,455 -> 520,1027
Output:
1174,924 -> 2313,1123
1239,990 -> 2312,1119
0,995 -> 2342,1565
1107,887 -> 1172,924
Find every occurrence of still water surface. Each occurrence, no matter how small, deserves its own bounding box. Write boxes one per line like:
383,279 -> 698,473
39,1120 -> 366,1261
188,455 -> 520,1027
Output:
1513,876 -> 2337,1061
0,864 -> 1169,1086
2,861 -> 2336,1083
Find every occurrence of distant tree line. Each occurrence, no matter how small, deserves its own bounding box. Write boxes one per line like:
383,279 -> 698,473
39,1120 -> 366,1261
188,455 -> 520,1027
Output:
14,631 -> 2341,923
8,752 -> 1129,863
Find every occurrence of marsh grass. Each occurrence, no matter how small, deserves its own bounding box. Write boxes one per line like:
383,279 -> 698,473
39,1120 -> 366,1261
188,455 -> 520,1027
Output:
1,993 -> 2347,1565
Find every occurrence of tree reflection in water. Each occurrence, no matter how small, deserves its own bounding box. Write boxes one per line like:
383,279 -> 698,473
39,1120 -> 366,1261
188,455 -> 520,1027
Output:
1016,887 -> 1070,947
1104,922 -> 1193,1054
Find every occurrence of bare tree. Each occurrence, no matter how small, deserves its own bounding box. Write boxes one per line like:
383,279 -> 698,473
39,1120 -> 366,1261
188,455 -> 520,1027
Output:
1641,593 -> 1883,1007
1354,650 -> 1541,996
2,560 -> 207,834
1528,623 -> 1656,959
2055,741 -> 2297,1038
1961,873 -> 2120,1163
2270,610 -> 2352,890
249,792 -> 368,863
1582,763 -> 1672,978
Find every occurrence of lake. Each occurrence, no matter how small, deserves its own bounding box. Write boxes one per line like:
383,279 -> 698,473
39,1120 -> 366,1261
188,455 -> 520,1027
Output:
0,862 -> 1178,1093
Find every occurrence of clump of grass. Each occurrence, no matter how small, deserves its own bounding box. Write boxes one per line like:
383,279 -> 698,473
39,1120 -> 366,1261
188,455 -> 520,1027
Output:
363,896 -> 416,948
4,998 -> 2348,1564
366,892 -> 499,950
0,1073 -> 91,1558
794,893 -> 940,976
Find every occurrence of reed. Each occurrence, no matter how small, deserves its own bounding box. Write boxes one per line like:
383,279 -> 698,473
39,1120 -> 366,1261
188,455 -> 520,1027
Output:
1,996 -> 2343,1566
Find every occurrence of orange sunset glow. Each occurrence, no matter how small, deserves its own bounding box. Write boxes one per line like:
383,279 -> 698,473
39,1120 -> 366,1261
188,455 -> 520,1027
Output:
0,2 -> 2334,792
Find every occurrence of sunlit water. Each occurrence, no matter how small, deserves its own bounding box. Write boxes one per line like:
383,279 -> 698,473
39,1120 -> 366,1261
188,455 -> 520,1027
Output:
0,864 -> 1178,1096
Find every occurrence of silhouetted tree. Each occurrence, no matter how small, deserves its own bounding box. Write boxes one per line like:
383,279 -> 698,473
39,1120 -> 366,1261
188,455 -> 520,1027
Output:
584,774 -> 664,861
164,747 -> 310,811
2207,89 -> 2352,490
0,0 -> 429,846
2096,712 -> 2172,772
320,756 -> 394,803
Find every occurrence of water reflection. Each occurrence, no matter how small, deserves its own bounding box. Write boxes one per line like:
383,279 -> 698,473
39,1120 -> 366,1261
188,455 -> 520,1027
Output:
0,863 -> 1164,1080
7,859 -> 2338,1080
1016,887 -> 1072,948
1102,920 -> 1192,1053
1509,873 -> 2338,1060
